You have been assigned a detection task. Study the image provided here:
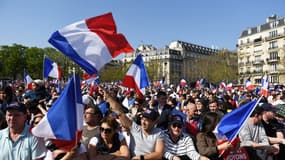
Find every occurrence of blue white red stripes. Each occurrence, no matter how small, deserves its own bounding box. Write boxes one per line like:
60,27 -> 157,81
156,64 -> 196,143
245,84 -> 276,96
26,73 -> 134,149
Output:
44,57 -> 61,79
48,12 -> 134,75
122,54 -> 149,98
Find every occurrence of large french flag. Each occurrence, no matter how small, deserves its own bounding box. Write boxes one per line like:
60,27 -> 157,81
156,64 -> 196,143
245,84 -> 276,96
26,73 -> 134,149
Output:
213,98 -> 261,141
121,54 -> 149,98
44,57 -> 62,79
32,74 -> 83,150
48,12 -> 134,75
24,71 -> 33,90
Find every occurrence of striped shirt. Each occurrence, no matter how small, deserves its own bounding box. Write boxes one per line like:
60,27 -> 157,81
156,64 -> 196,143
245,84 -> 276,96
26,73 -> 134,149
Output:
162,130 -> 201,160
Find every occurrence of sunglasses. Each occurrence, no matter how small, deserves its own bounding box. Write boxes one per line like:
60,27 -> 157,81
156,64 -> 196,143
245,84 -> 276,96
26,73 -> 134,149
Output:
172,123 -> 183,129
100,127 -> 113,134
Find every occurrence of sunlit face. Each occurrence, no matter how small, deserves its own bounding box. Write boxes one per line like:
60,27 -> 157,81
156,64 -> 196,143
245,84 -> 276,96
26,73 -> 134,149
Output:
6,109 -> 27,130
185,103 -> 197,118
170,123 -> 183,137
209,102 -> 218,112
84,108 -> 100,125
141,117 -> 155,131
32,83 -> 38,90
100,122 -> 115,140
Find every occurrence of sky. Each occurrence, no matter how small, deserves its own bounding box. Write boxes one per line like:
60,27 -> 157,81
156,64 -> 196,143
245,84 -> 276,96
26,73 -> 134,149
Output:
0,0 -> 285,51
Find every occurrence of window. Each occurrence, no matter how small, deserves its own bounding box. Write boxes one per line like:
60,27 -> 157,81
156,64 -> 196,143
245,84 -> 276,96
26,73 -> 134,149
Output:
271,75 -> 279,83
248,28 -> 251,34
269,51 -> 278,59
256,65 -> 262,72
269,41 -> 278,49
247,38 -> 250,43
269,30 -> 278,38
255,55 -> 261,62
240,40 -> 243,45
270,21 -> 279,28
257,26 -> 261,33
270,64 -> 277,71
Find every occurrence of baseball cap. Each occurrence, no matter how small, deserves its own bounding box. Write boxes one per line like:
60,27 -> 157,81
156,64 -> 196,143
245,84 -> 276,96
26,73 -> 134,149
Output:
142,108 -> 159,121
6,102 -> 27,113
275,104 -> 285,118
169,114 -> 183,125
261,103 -> 280,112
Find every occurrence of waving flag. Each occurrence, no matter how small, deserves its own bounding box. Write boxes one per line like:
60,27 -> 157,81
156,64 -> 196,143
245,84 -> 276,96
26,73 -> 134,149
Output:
226,82 -> 233,91
32,74 -> 83,151
261,75 -> 269,97
24,71 -> 33,90
245,79 -> 254,90
213,98 -> 261,141
44,57 -> 62,79
48,12 -> 134,75
180,78 -> 187,87
121,54 -> 149,98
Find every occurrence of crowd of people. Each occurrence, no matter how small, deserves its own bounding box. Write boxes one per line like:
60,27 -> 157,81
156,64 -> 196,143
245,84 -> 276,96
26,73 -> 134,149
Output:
1,79 -> 285,160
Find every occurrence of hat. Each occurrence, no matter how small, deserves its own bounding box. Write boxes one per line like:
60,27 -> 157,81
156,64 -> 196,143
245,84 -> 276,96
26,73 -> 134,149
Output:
169,114 -> 183,125
6,102 -> 27,113
142,109 -> 159,121
275,104 -> 285,117
261,103 -> 280,112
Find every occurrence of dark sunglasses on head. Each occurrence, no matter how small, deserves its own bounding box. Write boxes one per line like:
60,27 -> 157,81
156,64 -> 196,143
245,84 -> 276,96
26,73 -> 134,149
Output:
100,127 -> 113,134
172,123 -> 183,129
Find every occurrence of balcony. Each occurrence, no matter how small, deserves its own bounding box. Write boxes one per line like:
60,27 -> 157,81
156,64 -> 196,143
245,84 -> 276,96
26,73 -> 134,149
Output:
266,57 -> 280,63
245,61 -> 251,66
265,33 -> 285,41
252,60 -> 264,65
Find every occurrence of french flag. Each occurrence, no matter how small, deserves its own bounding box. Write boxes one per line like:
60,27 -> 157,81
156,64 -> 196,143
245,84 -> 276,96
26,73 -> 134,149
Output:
24,71 -> 33,90
180,78 -> 187,87
48,12 -> 134,75
245,79 -> 254,90
32,74 -> 83,151
44,57 -> 62,79
121,54 -> 150,98
261,75 -> 269,97
220,81 -> 226,89
213,98 -> 261,156
226,82 -> 233,91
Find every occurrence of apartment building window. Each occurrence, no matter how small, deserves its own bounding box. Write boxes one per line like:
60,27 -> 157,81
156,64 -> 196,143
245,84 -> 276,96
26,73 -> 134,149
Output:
248,28 -> 251,34
270,21 -> 279,28
246,67 -> 250,73
240,40 -> 243,45
271,75 -> 279,84
247,38 -> 250,43
257,26 -> 261,33
269,41 -> 278,49
269,51 -> 278,59
255,65 -> 262,72
255,55 -> 261,62
269,30 -> 278,38
270,64 -> 277,71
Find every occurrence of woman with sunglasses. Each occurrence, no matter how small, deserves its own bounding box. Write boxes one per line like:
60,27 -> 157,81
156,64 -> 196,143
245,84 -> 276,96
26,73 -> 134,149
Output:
162,114 -> 209,160
88,116 -> 130,160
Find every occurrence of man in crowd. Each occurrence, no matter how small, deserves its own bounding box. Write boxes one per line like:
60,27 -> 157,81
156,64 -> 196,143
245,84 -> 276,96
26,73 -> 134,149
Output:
102,87 -> 164,160
0,102 -> 46,160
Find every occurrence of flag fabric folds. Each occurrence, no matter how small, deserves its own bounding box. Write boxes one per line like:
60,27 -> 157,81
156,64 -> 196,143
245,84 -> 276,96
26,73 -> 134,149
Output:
24,71 -> 33,90
44,57 -> 62,79
121,54 -> 150,98
32,74 -> 83,144
213,98 -> 260,141
261,75 -> 269,97
48,12 -> 134,75
180,78 -> 187,87
245,79 -> 254,90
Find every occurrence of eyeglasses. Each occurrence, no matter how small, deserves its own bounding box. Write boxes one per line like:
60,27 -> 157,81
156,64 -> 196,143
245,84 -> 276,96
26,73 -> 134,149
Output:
100,127 -> 113,134
171,123 -> 183,129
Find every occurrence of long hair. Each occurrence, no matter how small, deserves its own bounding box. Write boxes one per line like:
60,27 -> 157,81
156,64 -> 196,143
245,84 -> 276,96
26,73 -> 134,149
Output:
201,112 -> 220,134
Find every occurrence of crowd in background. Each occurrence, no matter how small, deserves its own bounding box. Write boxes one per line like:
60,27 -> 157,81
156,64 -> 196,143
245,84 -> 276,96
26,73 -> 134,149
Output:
1,79 -> 285,160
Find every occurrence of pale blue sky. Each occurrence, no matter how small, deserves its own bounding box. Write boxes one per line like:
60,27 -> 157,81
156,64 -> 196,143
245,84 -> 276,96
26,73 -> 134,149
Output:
0,0 -> 284,51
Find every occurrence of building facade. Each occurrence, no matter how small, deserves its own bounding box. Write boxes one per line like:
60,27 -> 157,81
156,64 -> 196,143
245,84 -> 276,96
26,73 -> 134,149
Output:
237,15 -> 285,85
122,40 -> 218,84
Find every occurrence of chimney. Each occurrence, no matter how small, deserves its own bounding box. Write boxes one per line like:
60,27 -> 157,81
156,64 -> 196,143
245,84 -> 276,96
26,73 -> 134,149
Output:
266,14 -> 277,23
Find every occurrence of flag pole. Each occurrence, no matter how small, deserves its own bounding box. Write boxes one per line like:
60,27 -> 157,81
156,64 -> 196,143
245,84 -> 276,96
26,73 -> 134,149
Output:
72,67 -> 80,147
